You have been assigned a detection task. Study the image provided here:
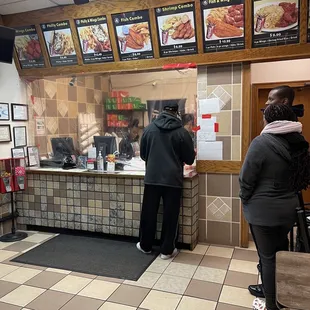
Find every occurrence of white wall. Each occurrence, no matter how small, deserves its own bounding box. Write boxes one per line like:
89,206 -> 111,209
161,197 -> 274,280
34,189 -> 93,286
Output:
251,59 -> 310,84
0,62 -> 29,158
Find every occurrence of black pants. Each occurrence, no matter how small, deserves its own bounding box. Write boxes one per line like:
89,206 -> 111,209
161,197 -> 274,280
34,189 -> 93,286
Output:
139,184 -> 182,255
250,224 -> 293,310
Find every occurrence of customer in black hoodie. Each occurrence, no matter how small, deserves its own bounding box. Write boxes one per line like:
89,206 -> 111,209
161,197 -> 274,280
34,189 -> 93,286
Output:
239,104 -> 310,310
137,102 -> 195,259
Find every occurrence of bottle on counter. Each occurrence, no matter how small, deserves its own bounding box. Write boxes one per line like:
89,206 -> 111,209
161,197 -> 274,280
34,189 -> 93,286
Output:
97,151 -> 104,171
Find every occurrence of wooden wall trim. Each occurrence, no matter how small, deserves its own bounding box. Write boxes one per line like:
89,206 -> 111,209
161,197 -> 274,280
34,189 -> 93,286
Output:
196,161 -> 241,174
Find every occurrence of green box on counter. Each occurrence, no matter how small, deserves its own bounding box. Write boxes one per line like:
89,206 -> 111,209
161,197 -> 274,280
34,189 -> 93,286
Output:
122,97 -> 141,104
133,103 -> 146,110
106,98 -> 117,104
106,103 -> 111,110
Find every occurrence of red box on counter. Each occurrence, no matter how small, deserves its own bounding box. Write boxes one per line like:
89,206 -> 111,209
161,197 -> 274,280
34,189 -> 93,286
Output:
109,91 -> 129,98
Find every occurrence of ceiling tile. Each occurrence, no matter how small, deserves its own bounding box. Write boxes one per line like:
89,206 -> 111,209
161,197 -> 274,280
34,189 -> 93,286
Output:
0,0 -> 55,15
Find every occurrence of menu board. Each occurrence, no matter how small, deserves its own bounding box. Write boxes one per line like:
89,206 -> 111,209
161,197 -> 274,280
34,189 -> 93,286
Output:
40,20 -> 78,67
112,10 -> 154,61
252,0 -> 299,48
201,0 -> 245,53
14,25 -> 45,69
155,2 -> 198,57
75,16 -> 114,64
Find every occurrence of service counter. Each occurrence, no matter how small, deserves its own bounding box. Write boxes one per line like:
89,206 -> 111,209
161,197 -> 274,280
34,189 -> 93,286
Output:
16,168 -> 199,249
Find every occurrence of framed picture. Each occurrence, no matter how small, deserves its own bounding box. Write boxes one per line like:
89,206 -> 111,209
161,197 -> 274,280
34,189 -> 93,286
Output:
13,126 -> 27,147
0,125 -> 11,142
11,104 -> 28,121
0,103 -> 9,121
27,146 -> 40,167
11,147 -> 25,158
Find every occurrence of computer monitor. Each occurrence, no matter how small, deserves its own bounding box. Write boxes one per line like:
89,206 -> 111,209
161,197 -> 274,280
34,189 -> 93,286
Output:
51,137 -> 75,159
94,136 -> 117,158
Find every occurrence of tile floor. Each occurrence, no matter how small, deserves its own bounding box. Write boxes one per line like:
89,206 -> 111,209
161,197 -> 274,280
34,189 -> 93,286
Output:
0,231 -> 259,310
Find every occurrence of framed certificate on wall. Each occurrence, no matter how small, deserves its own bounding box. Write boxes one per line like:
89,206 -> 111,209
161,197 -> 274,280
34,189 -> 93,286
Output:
12,104 -> 28,121
13,126 -> 27,147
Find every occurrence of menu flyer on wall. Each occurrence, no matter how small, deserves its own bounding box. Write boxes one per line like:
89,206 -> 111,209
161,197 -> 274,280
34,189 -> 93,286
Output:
40,20 -> 78,67
112,10 -> 154,61
14,25 -> 45,69
252,0 -> 299,47
75,15 -> 114,64
201,0 -> 245,53
155,2 -> 198,57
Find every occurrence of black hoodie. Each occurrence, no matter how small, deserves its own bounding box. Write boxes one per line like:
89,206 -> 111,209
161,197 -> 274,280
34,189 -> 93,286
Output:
140,112 -> 195,188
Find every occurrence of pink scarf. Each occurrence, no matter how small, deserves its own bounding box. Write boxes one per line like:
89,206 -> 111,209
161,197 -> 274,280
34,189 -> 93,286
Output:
261,121 -> 302,135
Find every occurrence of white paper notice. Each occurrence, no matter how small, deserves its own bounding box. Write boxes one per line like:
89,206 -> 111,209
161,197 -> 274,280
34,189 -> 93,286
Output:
197,141 -> 223,160
88,147 -> 97,159
197,116 -> 216,132
198,98 -> 220,115
197,131 -> 216,141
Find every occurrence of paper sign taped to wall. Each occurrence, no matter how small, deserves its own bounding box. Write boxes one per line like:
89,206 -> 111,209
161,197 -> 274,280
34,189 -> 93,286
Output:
197,116 -> 217,132
197,131 -> 216,141
198,98 -> 220,115
197,141 -> 223,160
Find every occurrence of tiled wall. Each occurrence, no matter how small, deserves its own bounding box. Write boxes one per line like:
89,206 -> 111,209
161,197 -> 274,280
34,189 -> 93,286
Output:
197,64 -> 242,246
0,194 -> 11,235
28,76 -> 109,156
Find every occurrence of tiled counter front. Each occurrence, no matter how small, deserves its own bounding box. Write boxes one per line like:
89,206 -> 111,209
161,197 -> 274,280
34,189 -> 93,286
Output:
16,172 -> 199,249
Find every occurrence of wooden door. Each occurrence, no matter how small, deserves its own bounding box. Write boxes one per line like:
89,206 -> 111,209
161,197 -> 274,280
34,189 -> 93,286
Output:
252,82 -> 310,205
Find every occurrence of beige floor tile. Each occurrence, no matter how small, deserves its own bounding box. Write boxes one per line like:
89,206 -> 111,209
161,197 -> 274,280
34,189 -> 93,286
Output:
173,253 -> 203,266
3,242 -> 37,253
124,272 -> 160,289
51,275 -> 92,294
26,289 -> 73,310
200,256 -> 230,270
185,279 -> 222,302
0,242 -> 19,250
177,296 -> 216,310
224,271 -> 258,289
2,267 -> 42,284
108,284 -> 149,307
0,285 -> 45,307
216,303 -> 251,310
61,295 -> 104,310
153,274 -> 190,295
140,290 -> 182,310
70,272 -> 97,279
229,259 -> 258,275
23,234 -> 54,244
219,285 -> 254,308
0,281 -> 20,299
0,302 -> 21,309
99,302 -> 136,310
25,271 -> 67,289
181,244 -> 209,255
164,262 -> 197,278
206,246 -> 234,259
0,264 -> 19,279
0,251 -> 19,263
96,276 -> 124,284
146,258 -> 170,274
193,266 -> 227,284
78,279 -> 120,300
232,249 -> 259,262
46,268 -> 71,275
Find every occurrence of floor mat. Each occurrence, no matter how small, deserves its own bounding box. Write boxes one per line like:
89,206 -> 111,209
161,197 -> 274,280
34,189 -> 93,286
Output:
12,234 -> 158,281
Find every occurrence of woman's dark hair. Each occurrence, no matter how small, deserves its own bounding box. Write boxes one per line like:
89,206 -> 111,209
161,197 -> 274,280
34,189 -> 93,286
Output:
129,118 -> 139,129
264,103 -> 296,123
181,113 -> 194,126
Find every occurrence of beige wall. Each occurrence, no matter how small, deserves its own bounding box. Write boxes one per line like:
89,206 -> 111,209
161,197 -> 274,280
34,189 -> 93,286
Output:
251,59 -> 310,84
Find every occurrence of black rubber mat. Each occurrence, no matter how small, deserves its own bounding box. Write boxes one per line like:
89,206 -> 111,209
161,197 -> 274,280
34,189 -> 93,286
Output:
12,234 -> 158,280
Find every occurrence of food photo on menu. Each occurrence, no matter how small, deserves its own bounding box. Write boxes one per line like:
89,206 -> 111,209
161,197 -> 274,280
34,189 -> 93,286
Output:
45,29 -> 76,57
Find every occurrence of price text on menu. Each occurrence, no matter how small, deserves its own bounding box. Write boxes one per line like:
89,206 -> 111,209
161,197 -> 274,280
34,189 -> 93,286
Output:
75,15 -> 114,64
201,0 -> 245,53
155,2 -> 198,57
14,25 -> 45,69
112,10 -> 154,61
252,0 -> 300,48
40,20 -> 78,67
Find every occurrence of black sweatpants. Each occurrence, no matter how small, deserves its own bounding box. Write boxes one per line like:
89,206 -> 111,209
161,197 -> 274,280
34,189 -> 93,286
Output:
250,224 -> 293,310
139,184 -> 182,255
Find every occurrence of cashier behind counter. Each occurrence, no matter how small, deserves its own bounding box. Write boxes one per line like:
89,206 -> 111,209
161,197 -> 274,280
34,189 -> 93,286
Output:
119,119 -> 140,159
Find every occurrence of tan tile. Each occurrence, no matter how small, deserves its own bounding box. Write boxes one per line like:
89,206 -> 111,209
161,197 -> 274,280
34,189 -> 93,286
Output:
46,118 -> 58,135
193,266 -> 226,284
207,65 -> 232,85
56,83 -> 68,101
27,290 -> 73,310
108,284 -> 149,307
232,85 -> 242,111
86,89 -> 95,104
0,242 -> 16,251
200,256 -> 230,270
0,285 -> 45,307
231,136 -> 241,161
232,199 -> 240,223
58,118 -> 69,135
140,290 -> 182,310
232,111 -> 241,135
207,197 -> 232,222
25,271 -> 66,289
57,100 -> 69,117
2,267 -> 42,284
232,224 -> 240,247
78,279 -> 119,300
198,196 -> 207,220
124,272 -> 160,289
232,249 -> 259,262
78,102 -> 86,113
206,246 -> 234,259
0,264 -> 19,279
68,86 -> 77,101
173,253 -> 203,266
233,63 -> 242,84
69,118 -> 78,134
217,303 -> 251,310
185,279 -> 222,301
46,99 -> 58,117
51,275 -> 92,294
99,302 -> 136,310
177,296 -> 216,310
0,251 -> 19,263
154,274 -> 190,294
224,270 -> 258,289
45,268 -> 70,275
4,242 -> 36,253
77,76 -> 85,87
229,259 -> 258,275
207,221 -> 231,246
94,76 -> 101,90
219,285 -> 253,308
70,272 -> 96,279
207,174 -> 231,197
77,87 -> 87,103
87,104 -> 95,113
216,137 -> 231,160
198,220 -> 207,243
68,101 -> 78,118
182,244 -> 209,256
0,302 -> 21,309
146,257 -> 170,273
164,262 -> 197,279
95,104 -> 103,117
85,76 -> 95,89
61,295 -> 104,310
45,80 -> 57,99
0,281 -> 20,298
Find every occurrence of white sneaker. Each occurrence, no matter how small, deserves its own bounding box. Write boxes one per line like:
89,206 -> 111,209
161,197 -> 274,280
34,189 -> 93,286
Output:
160,248 -> 178,260
136,242 -> 151,254
253,297 -> 266,310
